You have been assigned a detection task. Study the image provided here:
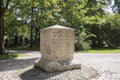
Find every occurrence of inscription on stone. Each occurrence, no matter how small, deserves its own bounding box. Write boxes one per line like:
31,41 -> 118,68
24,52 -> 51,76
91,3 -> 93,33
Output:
35,25 -> 81,72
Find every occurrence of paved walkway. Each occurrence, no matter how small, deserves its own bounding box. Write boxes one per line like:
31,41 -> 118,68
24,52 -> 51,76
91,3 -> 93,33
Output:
74,53 -> 120,80
0,51 -> 120,80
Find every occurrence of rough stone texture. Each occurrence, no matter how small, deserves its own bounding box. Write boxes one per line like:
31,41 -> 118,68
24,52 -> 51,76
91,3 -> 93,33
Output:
35,25 -> 81,72
35,59 -> 81,72
40,25 -> 74,61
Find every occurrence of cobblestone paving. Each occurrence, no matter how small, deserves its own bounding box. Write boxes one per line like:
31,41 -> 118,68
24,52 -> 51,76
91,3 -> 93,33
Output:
0,51 -> 120,80
74,53 -> 120,80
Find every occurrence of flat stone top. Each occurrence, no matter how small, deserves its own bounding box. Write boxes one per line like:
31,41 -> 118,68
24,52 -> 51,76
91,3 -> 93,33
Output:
42,25 -> 73,30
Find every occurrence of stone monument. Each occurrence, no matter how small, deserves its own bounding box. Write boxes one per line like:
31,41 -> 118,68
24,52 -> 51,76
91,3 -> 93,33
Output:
35,25 -> 81,72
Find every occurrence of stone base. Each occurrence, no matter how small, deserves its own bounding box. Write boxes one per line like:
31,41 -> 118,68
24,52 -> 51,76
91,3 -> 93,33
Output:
35,59 -> 81,72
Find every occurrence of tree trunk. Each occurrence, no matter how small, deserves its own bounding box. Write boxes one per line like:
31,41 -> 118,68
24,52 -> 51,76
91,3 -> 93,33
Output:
0,18 -> 5,54
0,0 -> 5,55
30,5 -> 34,48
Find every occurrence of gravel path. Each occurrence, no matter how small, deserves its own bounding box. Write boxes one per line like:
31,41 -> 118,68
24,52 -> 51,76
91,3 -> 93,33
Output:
0,51 -> 120,80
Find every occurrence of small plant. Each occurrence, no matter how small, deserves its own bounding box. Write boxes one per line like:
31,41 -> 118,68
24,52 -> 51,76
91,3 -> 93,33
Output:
75,28 -> 92,51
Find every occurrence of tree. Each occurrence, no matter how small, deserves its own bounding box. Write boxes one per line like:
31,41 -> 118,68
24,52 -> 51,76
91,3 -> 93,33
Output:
103,13 -> 120,48
2,0 -> 120,51
111,0 -> 120,13
0,0 -> 10,55
3,0 -> 60,47
83,0 -> 106,48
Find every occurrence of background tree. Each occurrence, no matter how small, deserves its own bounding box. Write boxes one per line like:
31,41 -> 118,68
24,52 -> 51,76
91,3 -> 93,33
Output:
0,0 -> 10,54
111,0 -> 120,13
1,0 -> 120,52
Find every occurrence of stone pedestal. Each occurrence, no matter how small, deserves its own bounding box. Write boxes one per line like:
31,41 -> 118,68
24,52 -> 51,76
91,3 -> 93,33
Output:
35,25 -> 81,72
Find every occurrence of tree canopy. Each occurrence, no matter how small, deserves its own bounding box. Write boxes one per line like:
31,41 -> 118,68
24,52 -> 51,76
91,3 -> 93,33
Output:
0,0 -> 120,54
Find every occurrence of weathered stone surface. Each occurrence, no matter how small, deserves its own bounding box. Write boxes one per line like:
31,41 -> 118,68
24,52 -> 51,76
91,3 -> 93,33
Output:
35,25 -> 81,72
35,59 -> 81,72
40,25 -> 74,61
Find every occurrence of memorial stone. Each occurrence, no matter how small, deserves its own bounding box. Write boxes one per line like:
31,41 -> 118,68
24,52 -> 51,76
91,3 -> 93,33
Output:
35,25 -> 81,72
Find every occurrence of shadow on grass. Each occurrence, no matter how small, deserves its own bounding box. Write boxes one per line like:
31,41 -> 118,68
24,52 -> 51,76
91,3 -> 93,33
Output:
0,54 -> 18,60
19,67 -> 64,80
7,46 -> 40,51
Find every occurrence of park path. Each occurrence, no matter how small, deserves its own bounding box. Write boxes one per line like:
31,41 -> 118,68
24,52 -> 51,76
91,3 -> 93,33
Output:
0,50 -> 120,80
74,53 -> 120,80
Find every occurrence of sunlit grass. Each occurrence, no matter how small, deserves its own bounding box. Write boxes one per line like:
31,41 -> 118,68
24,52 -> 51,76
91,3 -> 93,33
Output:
0,53 -> 27,60
7,46 -> 120,53
78,48 -> 120,53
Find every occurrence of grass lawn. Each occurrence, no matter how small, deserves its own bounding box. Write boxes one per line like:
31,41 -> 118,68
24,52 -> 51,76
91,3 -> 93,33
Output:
7,46 -> 40,51
0,53 -> 27,60
7,46 -> 120,53
79,48 -> 120,53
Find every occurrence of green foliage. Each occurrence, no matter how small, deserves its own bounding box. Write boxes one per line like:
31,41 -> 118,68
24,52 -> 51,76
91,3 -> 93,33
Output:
111,0 -> 120,13
2,0 -> 120,50
103,13 -> 120,48
75,28 -> 92,51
